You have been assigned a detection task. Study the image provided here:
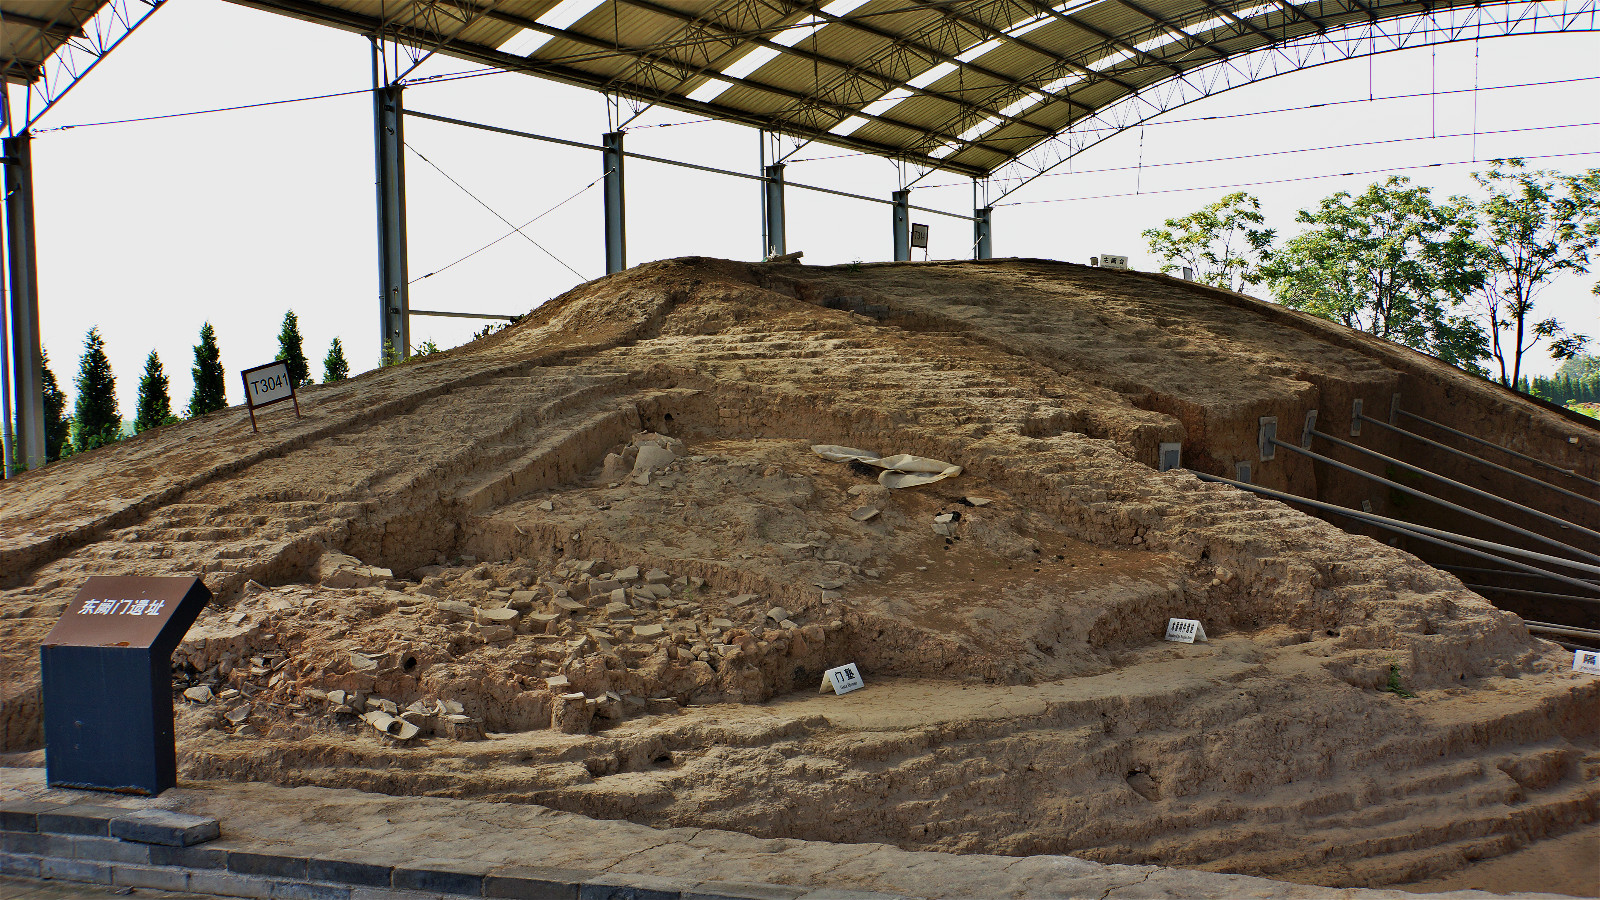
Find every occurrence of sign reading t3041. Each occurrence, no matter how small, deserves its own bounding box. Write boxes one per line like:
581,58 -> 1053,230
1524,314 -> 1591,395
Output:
240,360 -> 301,432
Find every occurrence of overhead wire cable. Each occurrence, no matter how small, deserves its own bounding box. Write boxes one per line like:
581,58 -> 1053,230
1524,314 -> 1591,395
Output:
410,170 -> 608,283
404,141 -> 590,280
995,149 -> 1600,206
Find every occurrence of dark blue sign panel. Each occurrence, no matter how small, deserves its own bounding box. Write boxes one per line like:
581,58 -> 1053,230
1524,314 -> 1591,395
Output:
41,576 -> 211,795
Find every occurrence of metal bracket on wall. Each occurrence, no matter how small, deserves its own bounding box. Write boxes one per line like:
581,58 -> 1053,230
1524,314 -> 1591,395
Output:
1350,398 -> 1363,437
1389,392 -> 1402,425
1235,461 -> 1252,483
1300,409 -> 1318,449
1259,417 -> 1277,461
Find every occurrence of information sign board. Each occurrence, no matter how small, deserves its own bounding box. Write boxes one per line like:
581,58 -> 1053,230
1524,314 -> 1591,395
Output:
42,576 -> 211,795
1164,618 -> 1207,643
1575,649 -> 1600,675
820,663 -> 865,695
910,223 -> 929,249
240,360 -> 301,432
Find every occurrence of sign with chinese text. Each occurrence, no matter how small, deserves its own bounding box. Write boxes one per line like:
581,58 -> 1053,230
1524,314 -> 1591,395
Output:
1575,649 -> 1600,675
820,662 -> 865,695
1164,618 -> 1207,643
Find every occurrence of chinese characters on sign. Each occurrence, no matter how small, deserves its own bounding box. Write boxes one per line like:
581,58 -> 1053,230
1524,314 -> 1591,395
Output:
1165,617 -> 1208,643
1575,650 -> 1600,675
75,597 -> 168,616
820,662 -> 865,695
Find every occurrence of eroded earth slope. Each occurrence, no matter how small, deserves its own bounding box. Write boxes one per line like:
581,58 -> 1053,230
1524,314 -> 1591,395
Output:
2,258 -> 1596,891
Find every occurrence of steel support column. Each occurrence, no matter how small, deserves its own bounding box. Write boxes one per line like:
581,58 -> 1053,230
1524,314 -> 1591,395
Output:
603,131 -> 626,274
5,133 -> 45,471
892,189 -> 910,262
974,206 -> 993,259
372,47 -> 410,361
764,163 -> 786,259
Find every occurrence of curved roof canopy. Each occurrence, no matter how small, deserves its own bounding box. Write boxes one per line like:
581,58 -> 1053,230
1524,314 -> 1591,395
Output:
2,0 -> 1582,177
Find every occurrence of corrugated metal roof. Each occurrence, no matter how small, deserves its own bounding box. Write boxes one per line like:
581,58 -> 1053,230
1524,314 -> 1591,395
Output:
0,0 -> 1546,176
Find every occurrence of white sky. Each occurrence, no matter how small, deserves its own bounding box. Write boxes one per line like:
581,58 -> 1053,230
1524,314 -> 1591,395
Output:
12,0 -> 1600,415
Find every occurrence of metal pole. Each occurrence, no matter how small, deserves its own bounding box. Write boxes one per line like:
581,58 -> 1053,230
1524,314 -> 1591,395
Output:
1272,437 -> 1600,566
1435,563 -> 1598,584
0,174 -> 12,478
764,163 -> 786,259
974,206 -> 993,259
4,131 -> 45,470
1396,407 -> 1600,491
372,40 -> 410,361
1193,473 -> 1600,594
602,131 -> 626,274
1312,427 -> 1600,545
1463,584 -> 1600,608
1359,412 -> 1600,512
892,189 -> 910,262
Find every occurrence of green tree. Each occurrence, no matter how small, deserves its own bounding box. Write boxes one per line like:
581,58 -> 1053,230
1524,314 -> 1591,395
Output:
72,327 -> 121,453
323,337 -> 349,383
1142,192 -> 1275,291
275,310 -> 312,388
42,349 -> 70,462
1261,176 -> 1488,374
1469,160 -> 1600,388
1555,353 -> 1600,380
188,322 -> 227,417
133,350 -> 176,433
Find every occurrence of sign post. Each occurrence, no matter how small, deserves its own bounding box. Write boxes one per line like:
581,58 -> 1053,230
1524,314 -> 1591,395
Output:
240,360 -> 301,432
41,576 -> 212,795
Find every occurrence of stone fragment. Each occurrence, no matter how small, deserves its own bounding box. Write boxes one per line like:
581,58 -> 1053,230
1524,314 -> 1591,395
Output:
546,675 -> 571,690
645,583 -> 671,599
589,579 -> 622,595
326,690 -> 347,706
183,686 -> 213,704
603,601 -> 631,617
710,618 -> 734,629
932,523 -> 953,537
729,594 -> 759,606
439,699 -> 465,715
435,600 -> 474,620
477,607 -> 520,624
536,500 -> 555,512
815,579 -> 845,590
934,512 -> 957,524
632,623 -> 665,638
480,625 -> 515,642
766,607 -> 789,622
552,597 -> 585,613
644,568 -> 670,584
851,506 -> 880,522
526,612 -> 559,626
615,566 -> 641,582
780,619 -> 799,630
609,588 -> 627,603
349,652 -> 378,671
965,496 -> 992,507
510,590 -> 537,606
820,590 -> 842,602
224,705 -> 250,725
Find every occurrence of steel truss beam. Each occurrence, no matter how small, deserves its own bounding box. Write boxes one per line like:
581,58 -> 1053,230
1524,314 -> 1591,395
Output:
2,0 -> 166,132
981,0 -> 1600,198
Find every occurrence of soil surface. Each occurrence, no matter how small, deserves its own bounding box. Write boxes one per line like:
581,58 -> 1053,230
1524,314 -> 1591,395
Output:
2,258 -> 1596,894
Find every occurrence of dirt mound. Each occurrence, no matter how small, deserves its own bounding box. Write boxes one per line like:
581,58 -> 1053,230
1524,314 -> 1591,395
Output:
2,257 -> 1596,892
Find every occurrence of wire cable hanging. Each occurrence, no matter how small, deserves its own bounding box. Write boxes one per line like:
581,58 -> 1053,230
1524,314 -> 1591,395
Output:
411,171 -> 608,283
404,141 -> 590,280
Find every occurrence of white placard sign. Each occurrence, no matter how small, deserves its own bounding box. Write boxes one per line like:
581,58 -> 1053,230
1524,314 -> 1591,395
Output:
820,663 -> 865,695
1574,649 -> 1600,675
1165,618 -> 1207,643
243,361 -> 293,406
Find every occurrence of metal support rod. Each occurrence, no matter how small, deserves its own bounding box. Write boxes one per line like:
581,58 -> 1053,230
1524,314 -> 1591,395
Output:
1312,427 -> 1600,546
892,190 -> 910,262
410,310 -> 518,321
1463,584 -> 1600,608
974,206 -> 993,259
4,132 -> 45,471
602,131 -> 626,274
764,163 -> 786,259
1193,473 -> 1600,595
1396,407 -> 1600,491
1359,413 -> 1600,512
403,110 -> 978,221
372,41 -> 410,361
0,186 -> 13,478
1435,563 -> 1599,584
1272,437 -> 1600,566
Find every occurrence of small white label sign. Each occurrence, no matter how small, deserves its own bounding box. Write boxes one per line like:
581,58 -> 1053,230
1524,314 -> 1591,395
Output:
1165,618 -> 1207,643
244,361 -> 293,406
1574,649 -> 1600,675
820,663 -> 865,695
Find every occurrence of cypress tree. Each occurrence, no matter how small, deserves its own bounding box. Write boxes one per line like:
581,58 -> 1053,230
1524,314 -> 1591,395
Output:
134,350 -> 175,433
188,322 -> 227,417
323,337 -> 349,383
72,327 -> 121,453
275,310 -> 312,387
41,349 -> 69,462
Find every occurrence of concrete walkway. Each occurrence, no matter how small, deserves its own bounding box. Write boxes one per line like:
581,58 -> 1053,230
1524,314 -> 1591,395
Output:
0,768 -> 1561,900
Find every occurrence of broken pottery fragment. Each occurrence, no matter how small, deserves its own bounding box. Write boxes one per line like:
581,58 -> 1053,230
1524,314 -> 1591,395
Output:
349,652 -> 378,672
850,506 -> 881,522
476,607 -> 520,624
183,686 -> 213,704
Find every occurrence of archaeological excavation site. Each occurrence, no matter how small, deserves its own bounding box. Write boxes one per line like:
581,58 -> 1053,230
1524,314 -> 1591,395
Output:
2,257 -> 1597,894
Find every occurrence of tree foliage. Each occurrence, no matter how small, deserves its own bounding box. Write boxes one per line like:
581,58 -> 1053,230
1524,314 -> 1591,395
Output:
41,350 -> 70,462
188,322 -> 227,418
1468,159 -> 1600,387
72,327 -> 121,453
1142,192 -> 1274,291
134,350 -> 176,433
276,310 -> 312,388
1261,176 -> 1488,374
323,337 -> 349,383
